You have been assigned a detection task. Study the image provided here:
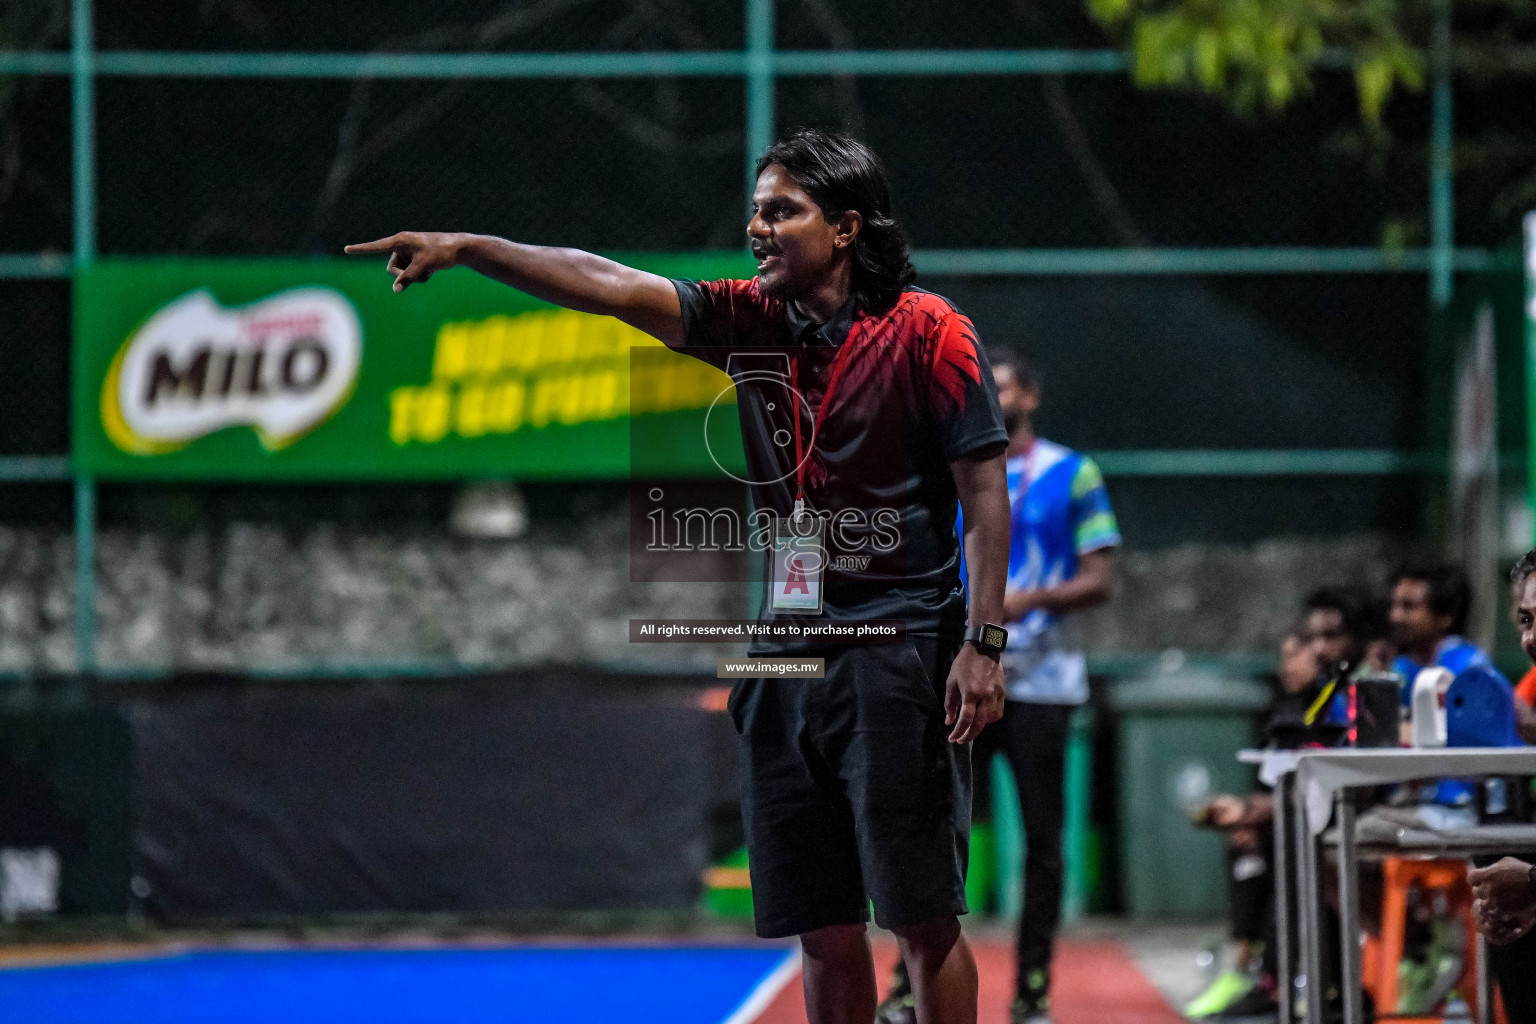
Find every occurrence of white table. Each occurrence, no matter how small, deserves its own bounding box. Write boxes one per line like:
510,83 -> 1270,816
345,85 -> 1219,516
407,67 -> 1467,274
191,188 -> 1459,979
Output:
1240,748 -> 1536,1024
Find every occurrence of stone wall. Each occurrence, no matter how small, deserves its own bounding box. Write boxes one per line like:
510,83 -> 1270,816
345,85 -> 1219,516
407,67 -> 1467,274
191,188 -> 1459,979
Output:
0,511 -> 747,674
0,515 -> 1405,675
1063,533 -> 1406,660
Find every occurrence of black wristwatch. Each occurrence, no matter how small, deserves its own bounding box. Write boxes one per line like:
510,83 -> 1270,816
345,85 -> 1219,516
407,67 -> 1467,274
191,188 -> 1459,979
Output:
964,623 -> 1009,661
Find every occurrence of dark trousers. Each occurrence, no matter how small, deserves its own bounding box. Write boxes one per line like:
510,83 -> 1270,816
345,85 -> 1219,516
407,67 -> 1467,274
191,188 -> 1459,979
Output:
1488,923 -> 1536,1023
972,700 -> 1074,1004
1226,834 -> 1274,942
1226,829 -> 1275,976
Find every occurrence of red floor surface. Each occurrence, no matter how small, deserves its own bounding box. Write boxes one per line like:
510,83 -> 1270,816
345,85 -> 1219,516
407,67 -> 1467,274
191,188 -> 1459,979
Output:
753,936 -> 1185,1024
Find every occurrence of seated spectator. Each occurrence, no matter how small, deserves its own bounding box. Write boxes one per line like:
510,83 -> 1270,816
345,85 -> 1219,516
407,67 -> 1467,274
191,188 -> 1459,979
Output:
1390,562 -> 1513,809
1266,586 -> 1383,745
1389,562 -> 1497,703
1185,586 -> 1373,1020
1508,564 -> 1536,745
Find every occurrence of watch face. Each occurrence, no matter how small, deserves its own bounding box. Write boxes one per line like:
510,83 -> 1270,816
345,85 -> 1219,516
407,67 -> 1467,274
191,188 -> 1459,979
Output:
982,625 -> 1007,650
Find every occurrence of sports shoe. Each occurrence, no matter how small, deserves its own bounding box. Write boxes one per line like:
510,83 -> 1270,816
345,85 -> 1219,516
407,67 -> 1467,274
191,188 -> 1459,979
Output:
1185,970 -> 1256,1018
1010,996 -> 1054,1024
874,992 -> 916,1024
1212,985 -> 1279,1022
874,961 -> 915,1024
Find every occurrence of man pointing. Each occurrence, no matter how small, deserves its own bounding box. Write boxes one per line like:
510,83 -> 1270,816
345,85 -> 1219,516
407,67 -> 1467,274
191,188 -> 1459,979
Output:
349,129 -> 1012,1024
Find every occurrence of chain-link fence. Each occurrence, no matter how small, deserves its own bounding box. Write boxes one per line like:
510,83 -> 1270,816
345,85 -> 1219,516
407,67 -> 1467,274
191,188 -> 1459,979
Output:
0,0 -> 1529,674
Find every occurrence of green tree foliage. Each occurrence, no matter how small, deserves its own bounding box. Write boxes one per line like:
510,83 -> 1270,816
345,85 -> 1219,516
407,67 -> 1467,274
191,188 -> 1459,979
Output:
1088,0 -> 1536,245
1087,0 -> 1525,121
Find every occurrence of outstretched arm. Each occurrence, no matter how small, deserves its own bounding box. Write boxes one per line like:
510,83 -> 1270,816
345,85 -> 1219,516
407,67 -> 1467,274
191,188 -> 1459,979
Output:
344,232 -> 684,346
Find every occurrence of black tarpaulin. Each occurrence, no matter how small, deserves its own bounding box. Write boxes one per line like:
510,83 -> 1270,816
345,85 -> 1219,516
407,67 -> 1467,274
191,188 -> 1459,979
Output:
126,671 -> 711,921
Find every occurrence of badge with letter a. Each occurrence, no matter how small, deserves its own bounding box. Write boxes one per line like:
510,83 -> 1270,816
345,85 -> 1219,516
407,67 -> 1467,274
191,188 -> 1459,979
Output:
771,515 -> 825,613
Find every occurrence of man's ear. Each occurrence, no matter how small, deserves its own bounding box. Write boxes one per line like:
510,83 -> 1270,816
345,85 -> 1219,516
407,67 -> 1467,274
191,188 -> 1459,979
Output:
833,210 -> 862,250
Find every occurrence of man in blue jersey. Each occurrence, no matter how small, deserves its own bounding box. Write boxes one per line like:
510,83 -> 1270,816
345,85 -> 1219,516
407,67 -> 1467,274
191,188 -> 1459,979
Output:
879,351 -> 1117,1024
1389,562 -> 1498,702
1389,561 -> 1512,812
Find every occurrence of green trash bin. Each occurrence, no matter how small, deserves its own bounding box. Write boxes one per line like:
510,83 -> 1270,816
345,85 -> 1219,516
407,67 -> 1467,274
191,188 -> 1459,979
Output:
1108,659 -> 1270,919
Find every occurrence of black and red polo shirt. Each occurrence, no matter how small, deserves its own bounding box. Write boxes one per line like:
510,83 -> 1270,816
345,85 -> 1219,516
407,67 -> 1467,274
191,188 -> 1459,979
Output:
669,277 -> 1007,640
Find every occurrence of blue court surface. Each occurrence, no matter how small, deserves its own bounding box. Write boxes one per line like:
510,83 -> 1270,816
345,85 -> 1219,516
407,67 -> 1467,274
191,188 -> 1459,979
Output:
0,945 -> 795,1024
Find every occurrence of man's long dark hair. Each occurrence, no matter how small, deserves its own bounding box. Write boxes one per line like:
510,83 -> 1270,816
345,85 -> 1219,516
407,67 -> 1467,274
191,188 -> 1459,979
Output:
756,129 -> 916,315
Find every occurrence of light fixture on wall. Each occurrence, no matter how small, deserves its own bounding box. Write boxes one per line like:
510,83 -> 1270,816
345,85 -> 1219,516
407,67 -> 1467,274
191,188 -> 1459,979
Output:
450,481 -> 529,540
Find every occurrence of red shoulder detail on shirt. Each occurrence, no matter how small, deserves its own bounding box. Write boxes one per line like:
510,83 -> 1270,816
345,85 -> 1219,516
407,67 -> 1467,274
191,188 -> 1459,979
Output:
848,290 -> 925,347
734,277 -> 786,325
843,292 -> 978,416
907,290 -> 954,317
692,277 -> 786,345
703,276 -> 771,307
922,299 -> 982,414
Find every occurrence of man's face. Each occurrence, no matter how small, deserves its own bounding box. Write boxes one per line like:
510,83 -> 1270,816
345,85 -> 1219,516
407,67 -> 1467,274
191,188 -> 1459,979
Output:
993,365 -> 1040,435
1516,576 -> 1536,665
1299,607 -> 1353,668
1389,578 -> 1450,650
1279,633 -> 1319,693
748,164 -> 853,300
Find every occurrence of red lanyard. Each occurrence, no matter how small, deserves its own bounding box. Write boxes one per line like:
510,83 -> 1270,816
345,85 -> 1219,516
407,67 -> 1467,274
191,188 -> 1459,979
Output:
789,344 -> 853,519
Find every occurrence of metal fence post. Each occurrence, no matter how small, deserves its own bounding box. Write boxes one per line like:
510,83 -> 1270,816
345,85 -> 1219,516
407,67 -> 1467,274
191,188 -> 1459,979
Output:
72,0 -> 94,266
1429,0 -> 1454,308
74,477 -> 96,672
744,0 -> 774,211
72,0 -> 96,673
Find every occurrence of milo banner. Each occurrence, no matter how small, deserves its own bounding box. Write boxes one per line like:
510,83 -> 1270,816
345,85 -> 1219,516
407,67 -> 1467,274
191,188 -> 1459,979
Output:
73,255 -> 753,479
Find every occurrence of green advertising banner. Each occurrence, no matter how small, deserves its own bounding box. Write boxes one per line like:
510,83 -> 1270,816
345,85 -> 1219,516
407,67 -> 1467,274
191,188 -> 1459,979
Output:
73,254 -> 755,480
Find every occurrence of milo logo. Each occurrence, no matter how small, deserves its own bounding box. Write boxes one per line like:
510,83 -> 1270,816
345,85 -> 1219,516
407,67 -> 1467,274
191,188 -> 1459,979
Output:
102,287 -> 362,454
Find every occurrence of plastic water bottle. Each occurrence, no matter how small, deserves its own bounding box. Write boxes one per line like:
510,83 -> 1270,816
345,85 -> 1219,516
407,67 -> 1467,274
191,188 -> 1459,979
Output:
1412,667 -> 1452,747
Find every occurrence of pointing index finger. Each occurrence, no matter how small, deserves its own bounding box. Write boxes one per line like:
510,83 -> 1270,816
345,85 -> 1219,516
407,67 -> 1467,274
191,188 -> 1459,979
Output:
343,236 -> 399,255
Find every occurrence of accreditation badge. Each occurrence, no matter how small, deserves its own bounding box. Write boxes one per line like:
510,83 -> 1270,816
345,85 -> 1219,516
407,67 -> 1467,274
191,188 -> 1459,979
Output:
770,516 -> 825,613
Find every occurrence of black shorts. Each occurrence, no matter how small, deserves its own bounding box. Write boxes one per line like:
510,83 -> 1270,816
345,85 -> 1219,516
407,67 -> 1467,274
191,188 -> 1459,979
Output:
726,632 -> 971,939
